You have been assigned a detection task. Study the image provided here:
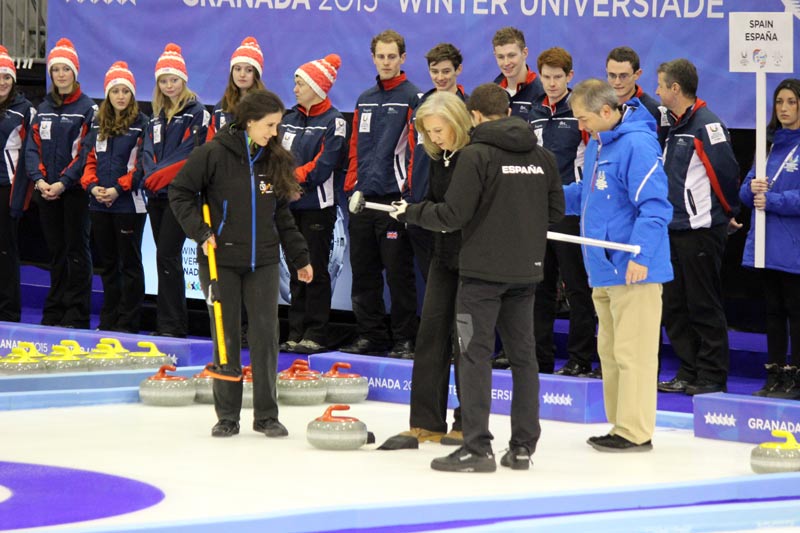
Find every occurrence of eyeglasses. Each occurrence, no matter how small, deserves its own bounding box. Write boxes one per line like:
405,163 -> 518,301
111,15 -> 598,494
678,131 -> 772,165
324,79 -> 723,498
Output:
606,72 -> 632,82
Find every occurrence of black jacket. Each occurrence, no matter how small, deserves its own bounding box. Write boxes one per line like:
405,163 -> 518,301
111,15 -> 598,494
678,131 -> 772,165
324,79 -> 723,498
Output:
405,116 -> 564,284
426,151 -> 462,271
169,125 -> 309,270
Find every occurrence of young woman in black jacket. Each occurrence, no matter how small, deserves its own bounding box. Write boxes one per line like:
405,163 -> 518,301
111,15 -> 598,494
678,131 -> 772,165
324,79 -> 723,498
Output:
169,90 -> 311,438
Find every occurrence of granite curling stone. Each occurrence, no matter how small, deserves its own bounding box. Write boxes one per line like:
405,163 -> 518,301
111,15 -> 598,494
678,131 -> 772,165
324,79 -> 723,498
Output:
139,365 -> 195,406
307,405 -> 368,450
323,362 -> 369,404
751,429 -> 800,474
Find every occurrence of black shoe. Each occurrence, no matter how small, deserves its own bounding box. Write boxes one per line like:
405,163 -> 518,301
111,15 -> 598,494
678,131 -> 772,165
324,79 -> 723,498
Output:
685,381 -> 726,395
388,339 -> 414,359
766,366 -> 800,399
586,433 -> 614,446
554,360 -> 592,377
253,418 -> 288,437
589,434 -> 652,453
339,337 -> 388,356
431,446 -> 496,473
492,352 -> 511,369
753,363 -> 782,397
500,446 -> 532,470
280,340 -> 299,352
211,419 -> 239,437
585,366 -> 602,379
657,377 -> 692,393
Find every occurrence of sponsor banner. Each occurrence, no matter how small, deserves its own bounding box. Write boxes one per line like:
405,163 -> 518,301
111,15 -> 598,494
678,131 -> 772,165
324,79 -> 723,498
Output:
308,352 -> 607,423
694,392 -> 800,444
48,1 -> 799,129
0,322 -> 213,367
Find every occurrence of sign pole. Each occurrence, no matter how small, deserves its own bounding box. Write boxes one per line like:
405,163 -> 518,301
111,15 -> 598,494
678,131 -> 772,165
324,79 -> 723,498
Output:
754,70 -> 767,268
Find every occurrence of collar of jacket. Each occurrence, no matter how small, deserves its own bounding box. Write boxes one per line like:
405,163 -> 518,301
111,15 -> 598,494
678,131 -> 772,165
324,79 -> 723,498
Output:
671,98 -> 707,127
497,67 -> 537,92
298,98 -> 332,117
377,72 -> 408,92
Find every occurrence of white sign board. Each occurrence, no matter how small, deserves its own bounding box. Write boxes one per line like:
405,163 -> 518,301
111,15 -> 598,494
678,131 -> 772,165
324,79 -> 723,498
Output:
729,12 -> 794,72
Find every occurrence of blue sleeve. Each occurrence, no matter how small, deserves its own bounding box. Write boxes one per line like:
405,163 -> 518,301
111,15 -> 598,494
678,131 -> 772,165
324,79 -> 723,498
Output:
739,165 -> 756,208
563,181 -> 582,216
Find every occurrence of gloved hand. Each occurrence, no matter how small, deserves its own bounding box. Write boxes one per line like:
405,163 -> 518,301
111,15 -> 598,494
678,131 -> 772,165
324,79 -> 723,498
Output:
389,199 -> 408,221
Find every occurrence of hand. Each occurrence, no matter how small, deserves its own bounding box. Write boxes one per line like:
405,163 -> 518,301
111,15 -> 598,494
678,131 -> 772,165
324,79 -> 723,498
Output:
753,193 -> 766,210
750,178 -> 768,194
100,187 -> 119,207
389,199 -> 408,221
43,181 -> 65,200
201,235 -> 217,256
297,264 -> 313,283
625,260 -> 648,285
727,217 -> 744,235
92,186 -> 106,200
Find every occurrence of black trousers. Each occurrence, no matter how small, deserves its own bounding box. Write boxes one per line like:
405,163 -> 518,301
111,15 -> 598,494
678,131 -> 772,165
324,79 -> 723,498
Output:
0,186 -> 20,322
147,196 -> 187,336
200,259 -> 281,422
287,207 -> 335,345
348,200 -> 418,344
410,257 -> 461,433
33,188 -> 92,328
663,225 -> 729,385
533,216 -> 596,372
456,277 -> 541,455
763,268 -> 800,367
407,223 -> 433,284
91,211 -> 146,332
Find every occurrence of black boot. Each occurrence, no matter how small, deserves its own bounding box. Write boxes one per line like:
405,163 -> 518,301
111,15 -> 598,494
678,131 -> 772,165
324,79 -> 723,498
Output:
767,366 -> 800,399
753,363 -> 782,397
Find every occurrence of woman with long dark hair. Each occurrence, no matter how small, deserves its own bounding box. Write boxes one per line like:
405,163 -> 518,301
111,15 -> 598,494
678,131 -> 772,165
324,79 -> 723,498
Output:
170,89 -> 312,438
741,78 -> 800,399
23,38 -> 95,329
80,62 -> 148,333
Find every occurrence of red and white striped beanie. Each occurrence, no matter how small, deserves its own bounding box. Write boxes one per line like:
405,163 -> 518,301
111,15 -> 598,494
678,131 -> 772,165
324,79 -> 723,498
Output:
104,61 -> 136,97
0,46 -> 15,82
230,37 -> 263,76
154,43 -> 188,83
47,38 -> 80,79
295,54 -> 341,100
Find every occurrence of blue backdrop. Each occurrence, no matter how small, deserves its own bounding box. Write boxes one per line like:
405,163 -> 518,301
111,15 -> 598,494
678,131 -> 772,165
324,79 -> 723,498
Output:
48,0 -> 799,129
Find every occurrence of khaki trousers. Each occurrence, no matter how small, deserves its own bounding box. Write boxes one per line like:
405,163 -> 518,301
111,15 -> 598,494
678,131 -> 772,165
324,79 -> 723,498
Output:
592,283 -> 662,444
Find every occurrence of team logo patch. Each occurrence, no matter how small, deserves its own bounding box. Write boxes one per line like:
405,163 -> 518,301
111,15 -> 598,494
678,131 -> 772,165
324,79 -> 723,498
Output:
334,117 -> 346,137
386,231 -> 398,240
787,156 -> 799,173
259,181 -> 273,194
595,170 -> 608,191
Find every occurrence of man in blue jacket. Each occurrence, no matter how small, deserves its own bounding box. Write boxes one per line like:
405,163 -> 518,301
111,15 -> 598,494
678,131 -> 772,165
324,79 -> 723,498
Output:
565,79 -> 673,452
655,59 -> 741,396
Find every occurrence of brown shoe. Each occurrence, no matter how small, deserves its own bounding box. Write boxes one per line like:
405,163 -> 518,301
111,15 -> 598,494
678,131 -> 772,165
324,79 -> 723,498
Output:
401,427 -> 445,443
441,429 -> 464,446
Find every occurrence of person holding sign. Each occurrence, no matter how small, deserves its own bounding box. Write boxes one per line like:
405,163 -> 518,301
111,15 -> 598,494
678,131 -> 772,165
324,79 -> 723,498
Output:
740,78 -> 800,399
80,61 -> 148,333
656,59 -> 741,396
169,89 -> 312,438
141,43 -> 209,338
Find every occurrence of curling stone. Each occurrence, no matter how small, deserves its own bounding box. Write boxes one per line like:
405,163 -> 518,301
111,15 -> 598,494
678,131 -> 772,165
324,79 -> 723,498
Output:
192,365 -> 215,404
0,348 -> 47,375
84,343 -> 131,371
278,359 -> 320,378
42,345 -> 88,373
307,405 -> 368,450
126,341 -> 173,368
323,362 -> 369,404
242,366 -> 254,409
139,365 -> 195,407
16,341 -> 46,358
751,429 -> 800,474
277,364 -> 327,405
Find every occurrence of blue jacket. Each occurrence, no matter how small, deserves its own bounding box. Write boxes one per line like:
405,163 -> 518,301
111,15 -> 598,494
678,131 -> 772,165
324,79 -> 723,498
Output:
141,98 -> 209,198
634,85 -> 667,148
740,127 -> 800,274
529,90 -> 588,186
662,99 -> 740,231
23,88 -> 96,192
80,112 -> 148,214
494,68 -> 545,121
563,99 -> 673,288
345,73 -> 420,197
404,86 -> 468,203
3,92 -> 36,217
206,100 -> 234,143
280,99 -> 347,211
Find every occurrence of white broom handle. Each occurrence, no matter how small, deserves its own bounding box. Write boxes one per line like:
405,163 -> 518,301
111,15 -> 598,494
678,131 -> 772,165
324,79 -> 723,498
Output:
547,231 -> 641,255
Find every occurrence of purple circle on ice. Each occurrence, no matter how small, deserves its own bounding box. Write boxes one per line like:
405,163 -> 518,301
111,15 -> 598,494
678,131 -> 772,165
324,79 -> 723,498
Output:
0,461 -> 164,529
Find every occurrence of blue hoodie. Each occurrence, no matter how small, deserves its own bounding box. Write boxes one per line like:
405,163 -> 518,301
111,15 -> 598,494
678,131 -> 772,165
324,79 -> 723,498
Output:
740,127 -> 800,274
563,99 -> 673,288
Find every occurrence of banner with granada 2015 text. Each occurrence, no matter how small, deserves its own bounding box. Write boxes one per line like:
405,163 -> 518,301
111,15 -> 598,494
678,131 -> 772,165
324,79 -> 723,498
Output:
49,0 -> 799,130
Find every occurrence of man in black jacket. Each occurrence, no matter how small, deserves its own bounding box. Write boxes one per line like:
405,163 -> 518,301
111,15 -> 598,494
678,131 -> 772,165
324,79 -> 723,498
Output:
392,83 -> 564,472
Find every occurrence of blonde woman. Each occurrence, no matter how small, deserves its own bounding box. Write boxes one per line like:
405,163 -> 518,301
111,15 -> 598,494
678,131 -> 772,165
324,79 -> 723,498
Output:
141,43 -> 209,338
